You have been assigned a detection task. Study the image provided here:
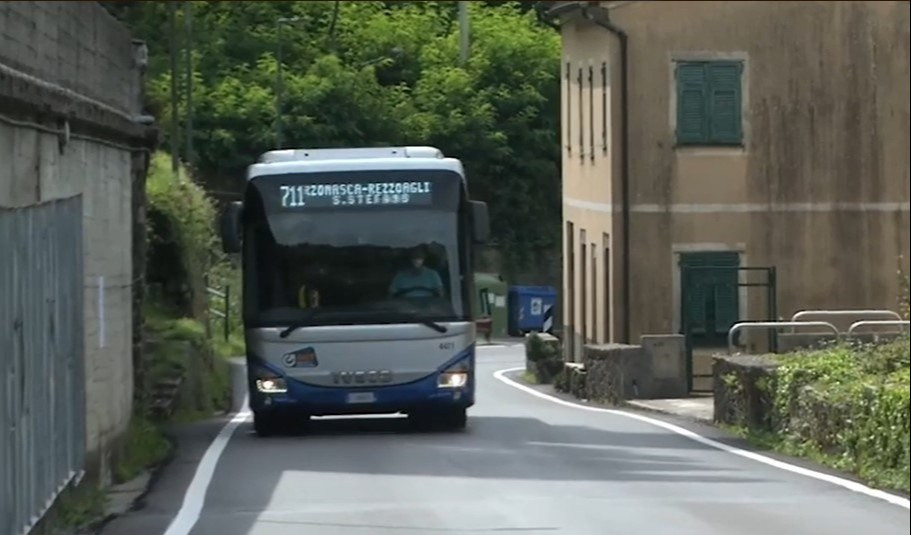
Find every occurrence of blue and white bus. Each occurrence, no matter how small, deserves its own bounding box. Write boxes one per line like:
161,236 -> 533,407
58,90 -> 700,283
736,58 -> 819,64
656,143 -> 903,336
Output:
220,146 -> 490,436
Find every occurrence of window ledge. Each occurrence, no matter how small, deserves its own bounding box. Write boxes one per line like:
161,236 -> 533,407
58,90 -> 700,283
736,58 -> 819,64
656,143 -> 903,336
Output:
674,143 -> 746,155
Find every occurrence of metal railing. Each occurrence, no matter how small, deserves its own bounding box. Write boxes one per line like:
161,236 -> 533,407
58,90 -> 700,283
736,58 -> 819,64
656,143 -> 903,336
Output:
847,320 -> 910,338
790,308 -> 901,328
728,321 -> 840,354
205,280 -> 232,342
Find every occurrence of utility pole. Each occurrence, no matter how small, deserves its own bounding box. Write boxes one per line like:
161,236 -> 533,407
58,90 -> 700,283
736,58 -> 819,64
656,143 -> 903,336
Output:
274,17 -> 305,149
458,1 -> 469,65
184,1 -> 194,168
169,2 -> 180,173
275,19 -> 285,149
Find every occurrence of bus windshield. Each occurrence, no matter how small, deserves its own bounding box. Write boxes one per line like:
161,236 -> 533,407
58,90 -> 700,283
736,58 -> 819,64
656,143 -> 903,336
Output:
242,174 -> 466,327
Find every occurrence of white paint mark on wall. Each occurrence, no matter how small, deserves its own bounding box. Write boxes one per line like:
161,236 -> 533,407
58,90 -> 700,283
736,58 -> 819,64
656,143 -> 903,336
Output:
98,275 -> 105,348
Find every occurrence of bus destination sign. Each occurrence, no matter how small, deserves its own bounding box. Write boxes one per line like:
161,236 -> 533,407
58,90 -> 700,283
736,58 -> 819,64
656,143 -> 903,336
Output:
279,181 -> 433,208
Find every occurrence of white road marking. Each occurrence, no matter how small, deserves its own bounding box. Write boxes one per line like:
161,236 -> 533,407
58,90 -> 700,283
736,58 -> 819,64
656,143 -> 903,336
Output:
163,396 -> 251,535
493,367 -> 910,510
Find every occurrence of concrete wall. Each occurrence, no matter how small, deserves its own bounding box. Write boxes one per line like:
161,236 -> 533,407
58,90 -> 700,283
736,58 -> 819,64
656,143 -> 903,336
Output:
0,1 -> 141,112
0,1 -> 151,487
558,1 -> 911,353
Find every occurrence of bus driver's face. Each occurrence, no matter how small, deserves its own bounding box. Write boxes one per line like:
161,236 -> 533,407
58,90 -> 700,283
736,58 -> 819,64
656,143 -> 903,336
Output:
411,255 -> 424,269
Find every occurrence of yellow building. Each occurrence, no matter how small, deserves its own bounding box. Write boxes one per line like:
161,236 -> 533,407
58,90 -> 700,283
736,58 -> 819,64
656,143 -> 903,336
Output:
547,1 -> 910,384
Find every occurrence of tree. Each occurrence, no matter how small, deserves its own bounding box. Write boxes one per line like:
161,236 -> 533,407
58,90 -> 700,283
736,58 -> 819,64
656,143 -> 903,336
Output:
119,0 -> 562,269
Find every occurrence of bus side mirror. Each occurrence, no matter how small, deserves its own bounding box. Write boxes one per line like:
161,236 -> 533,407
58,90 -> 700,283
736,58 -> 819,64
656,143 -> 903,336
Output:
470,201 -> 489,244
220,201 -> 243,253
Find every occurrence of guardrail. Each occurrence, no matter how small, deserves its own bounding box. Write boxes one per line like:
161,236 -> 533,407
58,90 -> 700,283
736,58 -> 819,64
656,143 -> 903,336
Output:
205,282 -> 231,342
728,321 -> 840,354
846,320 -> 910,339
790,308 -> 901,325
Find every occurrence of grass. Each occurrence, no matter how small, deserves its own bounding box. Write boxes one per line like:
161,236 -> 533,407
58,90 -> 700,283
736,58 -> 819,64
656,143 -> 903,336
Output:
145,302 -> 235,422
115,416 -> 173,484
213,329 -> 245,359
723,423 -> 910,494
53,484 -> 108,532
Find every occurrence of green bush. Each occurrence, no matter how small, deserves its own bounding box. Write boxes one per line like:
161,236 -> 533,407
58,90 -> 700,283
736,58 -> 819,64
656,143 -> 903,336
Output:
772,337 -> 910,492
146,152 -> 219,318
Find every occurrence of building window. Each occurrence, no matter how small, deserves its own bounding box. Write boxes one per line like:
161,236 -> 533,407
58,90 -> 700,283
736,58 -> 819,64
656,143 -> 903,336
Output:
565,61 -> 571,153
577,67 -> 584,160
565,221 -> 575,358
675,61 -> 743,146
588,65 -> 595,161
600,62 -> 608,154
580,228 -> 587,344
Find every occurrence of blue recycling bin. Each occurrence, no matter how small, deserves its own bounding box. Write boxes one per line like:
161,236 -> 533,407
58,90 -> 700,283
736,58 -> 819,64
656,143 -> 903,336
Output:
507,285 -> 558,337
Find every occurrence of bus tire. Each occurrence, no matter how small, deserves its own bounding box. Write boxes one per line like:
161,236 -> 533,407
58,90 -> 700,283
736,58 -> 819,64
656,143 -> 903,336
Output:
441,407 -> 467,430
253,412 -> 283,437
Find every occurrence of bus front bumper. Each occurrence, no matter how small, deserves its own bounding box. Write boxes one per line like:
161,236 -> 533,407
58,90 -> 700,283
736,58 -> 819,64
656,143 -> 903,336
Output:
248,360 -> 475,417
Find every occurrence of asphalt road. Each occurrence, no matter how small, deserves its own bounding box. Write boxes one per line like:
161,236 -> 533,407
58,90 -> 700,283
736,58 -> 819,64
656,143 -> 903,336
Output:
101,344 -> 910,535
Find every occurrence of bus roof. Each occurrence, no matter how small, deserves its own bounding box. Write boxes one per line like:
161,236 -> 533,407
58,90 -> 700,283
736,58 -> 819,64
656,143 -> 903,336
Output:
247,146 -> 465,181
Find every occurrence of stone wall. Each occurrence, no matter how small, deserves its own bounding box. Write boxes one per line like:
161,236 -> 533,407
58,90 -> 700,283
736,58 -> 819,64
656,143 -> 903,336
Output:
572,334 -> 688,403
712,354 -> 779,430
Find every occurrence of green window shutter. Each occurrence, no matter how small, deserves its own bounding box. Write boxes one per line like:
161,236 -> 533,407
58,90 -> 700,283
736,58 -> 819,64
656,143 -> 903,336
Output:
707,62 -> 743,144
680,253 -> 709,334
676,62 -> 708,144
704,251 -> 740,334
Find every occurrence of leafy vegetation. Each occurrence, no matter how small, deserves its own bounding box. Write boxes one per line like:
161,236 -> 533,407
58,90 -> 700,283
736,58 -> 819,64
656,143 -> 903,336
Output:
52,484 -> 108,533
111,1 -> 562,271
725,337 -> 910,493
146,151 -> 219,318
115,415 -> 172,484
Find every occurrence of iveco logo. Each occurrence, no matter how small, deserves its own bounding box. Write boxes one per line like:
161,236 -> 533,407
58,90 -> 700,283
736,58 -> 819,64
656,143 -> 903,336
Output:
331,370 -> 393,385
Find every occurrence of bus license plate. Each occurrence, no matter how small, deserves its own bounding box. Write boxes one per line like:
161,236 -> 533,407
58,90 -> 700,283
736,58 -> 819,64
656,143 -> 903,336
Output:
346,392 -> 376,404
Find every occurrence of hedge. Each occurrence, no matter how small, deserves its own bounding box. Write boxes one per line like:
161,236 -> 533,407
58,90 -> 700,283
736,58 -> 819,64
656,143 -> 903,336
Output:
769,337 -> 910,492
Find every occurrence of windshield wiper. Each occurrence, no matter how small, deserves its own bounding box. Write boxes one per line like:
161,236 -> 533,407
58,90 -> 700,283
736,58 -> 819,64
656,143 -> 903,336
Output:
279,319 -> 310,339
278,310 -> 449,338
417,318 -> 448,333
278,309 -> 330,338
392,312 -> 448,333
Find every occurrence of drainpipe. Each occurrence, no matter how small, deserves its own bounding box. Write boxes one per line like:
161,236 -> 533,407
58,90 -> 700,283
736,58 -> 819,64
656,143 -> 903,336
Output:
580,5 -> 631,344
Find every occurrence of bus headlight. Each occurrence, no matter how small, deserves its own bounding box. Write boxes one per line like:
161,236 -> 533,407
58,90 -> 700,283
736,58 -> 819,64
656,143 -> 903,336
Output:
438,360 -> 469,389
256,378 -> 287,394
253,367 -> 288,394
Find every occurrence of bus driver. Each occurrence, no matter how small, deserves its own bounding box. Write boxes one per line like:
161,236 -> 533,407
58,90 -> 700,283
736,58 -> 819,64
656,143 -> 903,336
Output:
388,247 -> 444,299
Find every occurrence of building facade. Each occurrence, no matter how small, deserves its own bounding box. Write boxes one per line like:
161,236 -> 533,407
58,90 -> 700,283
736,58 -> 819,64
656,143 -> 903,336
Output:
551,1 -> 911,368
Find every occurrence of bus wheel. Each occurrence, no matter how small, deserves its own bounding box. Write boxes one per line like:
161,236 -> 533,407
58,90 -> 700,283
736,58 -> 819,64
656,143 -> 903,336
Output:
446,408 -> 468,429
253,412 -> 283,437
443,408 -> 467,430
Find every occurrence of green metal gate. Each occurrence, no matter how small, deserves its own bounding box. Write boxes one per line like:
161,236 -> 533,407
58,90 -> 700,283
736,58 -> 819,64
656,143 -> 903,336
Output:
679,253 -> 777,392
